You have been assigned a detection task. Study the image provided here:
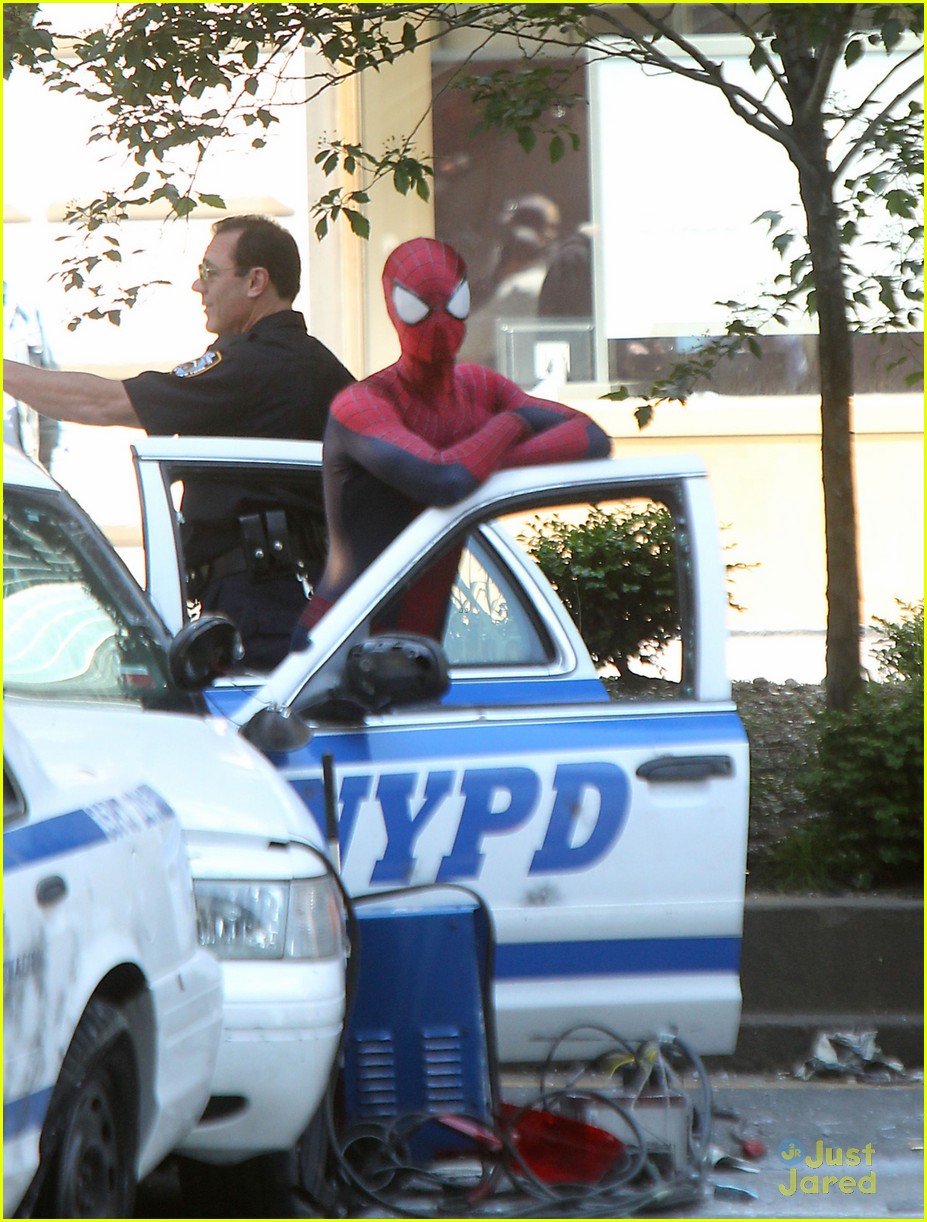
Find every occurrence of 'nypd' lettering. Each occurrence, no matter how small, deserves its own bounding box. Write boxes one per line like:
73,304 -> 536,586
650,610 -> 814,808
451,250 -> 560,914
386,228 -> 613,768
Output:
372,771 -> 454,884
530,762 -> 628,873
437,767 -> 539,881
291,761 -> 629,884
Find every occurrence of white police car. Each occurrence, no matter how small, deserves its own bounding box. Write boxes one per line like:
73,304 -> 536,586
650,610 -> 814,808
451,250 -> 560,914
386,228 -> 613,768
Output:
3,445 -> 347,1211
134,436 -> 750,1062
3,712 -> 223,1218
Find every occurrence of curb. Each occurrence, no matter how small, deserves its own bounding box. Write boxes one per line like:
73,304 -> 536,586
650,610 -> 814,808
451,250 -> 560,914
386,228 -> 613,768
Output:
710,895 -> 924,1074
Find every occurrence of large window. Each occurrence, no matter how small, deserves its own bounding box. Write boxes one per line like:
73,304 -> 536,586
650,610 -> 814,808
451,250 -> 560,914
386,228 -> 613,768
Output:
430,27 -> 922,396
592,34 -> 923,394
432,53 -> 595,388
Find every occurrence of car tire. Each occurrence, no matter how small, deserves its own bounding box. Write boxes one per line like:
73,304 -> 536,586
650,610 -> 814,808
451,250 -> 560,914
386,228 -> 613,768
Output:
34,997 -> 139,1219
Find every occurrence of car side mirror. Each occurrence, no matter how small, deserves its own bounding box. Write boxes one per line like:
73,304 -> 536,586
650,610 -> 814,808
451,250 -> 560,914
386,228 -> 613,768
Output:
169,614 -> 244,690
341,633 -> 450,712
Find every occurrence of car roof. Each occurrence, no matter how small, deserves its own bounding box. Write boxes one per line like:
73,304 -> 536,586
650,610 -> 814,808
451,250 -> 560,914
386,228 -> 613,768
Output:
3,444 -> 57,491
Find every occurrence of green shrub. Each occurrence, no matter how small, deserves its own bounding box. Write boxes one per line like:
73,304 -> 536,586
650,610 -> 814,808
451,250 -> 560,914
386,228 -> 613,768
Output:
785,602 -> 924,890
872,599 -> 924,681
522,503 -> 679,676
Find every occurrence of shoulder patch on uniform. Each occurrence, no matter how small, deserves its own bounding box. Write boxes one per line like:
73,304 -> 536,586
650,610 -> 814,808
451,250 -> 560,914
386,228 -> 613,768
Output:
172,350 -> 222,378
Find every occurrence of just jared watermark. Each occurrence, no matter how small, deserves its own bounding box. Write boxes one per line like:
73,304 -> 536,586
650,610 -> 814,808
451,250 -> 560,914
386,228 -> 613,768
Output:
778,1139 -> 876,1197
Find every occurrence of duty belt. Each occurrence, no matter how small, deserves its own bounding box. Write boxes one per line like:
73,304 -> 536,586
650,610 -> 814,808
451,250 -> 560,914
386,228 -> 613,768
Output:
188,510 -> 304,594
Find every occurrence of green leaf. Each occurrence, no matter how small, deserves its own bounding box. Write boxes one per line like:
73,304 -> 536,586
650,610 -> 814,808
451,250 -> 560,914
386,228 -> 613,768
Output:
885,190 -> 916,218
345,209 -> 370,239
516,126 -> 536,154
844,39 -> 864,68
549,133 -> 565,163
393,164 -> 410,194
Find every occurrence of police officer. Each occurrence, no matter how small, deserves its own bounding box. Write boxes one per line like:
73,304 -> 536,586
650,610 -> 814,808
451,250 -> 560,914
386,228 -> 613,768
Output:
4,215 -> 354,669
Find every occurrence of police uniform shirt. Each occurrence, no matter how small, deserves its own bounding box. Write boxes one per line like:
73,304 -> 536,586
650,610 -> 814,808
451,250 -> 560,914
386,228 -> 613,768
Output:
123,309 -> 354,568
123,309 -> 353,440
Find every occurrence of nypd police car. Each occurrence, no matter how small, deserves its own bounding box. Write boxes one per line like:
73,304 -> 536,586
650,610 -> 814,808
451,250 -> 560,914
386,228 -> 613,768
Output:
133,436 -> 750,1062
3,445 -> 347,1210
3,711 -> 223,1218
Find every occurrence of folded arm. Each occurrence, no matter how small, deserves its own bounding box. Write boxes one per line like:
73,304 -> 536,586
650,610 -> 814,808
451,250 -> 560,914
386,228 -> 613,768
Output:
331,388 -> 530,507
492,378 -> 612,465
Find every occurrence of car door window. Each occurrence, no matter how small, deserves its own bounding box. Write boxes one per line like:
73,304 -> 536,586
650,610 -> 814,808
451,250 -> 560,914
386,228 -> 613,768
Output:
443,533 -> 550,666
3,490 -> 176,705
371,486 -> 691,701
510,494 -> 688,698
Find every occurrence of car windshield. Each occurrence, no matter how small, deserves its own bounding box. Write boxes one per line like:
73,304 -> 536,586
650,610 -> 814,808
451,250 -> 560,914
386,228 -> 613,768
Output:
4,486 -> 180,707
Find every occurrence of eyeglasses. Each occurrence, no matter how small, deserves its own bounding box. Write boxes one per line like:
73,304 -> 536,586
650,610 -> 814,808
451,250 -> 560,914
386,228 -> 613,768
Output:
197,263 -> 240,281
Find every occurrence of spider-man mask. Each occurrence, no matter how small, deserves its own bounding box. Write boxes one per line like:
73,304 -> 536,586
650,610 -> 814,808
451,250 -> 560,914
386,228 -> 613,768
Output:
383,238 -> 471,364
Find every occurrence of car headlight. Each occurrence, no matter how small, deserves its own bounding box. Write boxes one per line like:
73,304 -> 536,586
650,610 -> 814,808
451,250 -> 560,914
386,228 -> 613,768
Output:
194,876 -> 343,961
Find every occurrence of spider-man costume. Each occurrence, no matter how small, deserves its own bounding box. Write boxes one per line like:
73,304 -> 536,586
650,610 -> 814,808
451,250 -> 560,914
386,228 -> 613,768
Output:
292,237 -> 610,645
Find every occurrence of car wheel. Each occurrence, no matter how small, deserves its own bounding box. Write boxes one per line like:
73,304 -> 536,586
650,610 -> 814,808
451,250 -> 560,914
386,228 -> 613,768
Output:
35,998 -> 139,1219
295,1101 -> 339,1215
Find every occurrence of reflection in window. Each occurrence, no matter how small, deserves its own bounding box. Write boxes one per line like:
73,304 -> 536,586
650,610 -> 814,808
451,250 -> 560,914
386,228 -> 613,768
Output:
3,492 -> 173,703
443,534 -> 548,667
432,50 -> 596,387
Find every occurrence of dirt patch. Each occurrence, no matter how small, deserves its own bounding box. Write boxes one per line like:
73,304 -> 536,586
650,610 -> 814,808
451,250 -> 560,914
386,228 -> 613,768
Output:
732,679 -> 825,890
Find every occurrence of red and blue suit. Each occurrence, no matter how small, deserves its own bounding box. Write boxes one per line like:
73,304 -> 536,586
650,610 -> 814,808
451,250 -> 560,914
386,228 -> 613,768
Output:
293,237 -> 610,645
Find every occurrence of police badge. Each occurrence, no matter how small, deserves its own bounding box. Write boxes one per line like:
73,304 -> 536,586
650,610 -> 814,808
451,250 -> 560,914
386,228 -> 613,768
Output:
173,351 -> 222,378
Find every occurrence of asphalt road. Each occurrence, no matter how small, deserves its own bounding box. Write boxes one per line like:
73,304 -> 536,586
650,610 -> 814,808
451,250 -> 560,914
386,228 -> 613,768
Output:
689,1075 -> 923,1219
137,1073 -> 923,1219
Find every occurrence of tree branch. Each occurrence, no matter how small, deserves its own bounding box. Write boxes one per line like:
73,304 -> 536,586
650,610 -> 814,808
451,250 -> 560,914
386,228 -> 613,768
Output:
586,4 -> 805,163
833,74 -> 924,180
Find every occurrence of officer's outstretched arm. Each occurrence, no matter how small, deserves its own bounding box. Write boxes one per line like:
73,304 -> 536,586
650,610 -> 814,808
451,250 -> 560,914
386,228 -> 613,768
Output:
3,359 -> 141,428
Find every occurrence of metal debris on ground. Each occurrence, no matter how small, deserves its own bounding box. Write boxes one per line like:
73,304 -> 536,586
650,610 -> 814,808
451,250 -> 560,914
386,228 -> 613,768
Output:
794,1029 -> 909,1082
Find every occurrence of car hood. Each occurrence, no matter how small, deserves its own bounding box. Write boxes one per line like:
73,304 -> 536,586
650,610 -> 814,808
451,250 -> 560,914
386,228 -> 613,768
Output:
6,700 -> 324,850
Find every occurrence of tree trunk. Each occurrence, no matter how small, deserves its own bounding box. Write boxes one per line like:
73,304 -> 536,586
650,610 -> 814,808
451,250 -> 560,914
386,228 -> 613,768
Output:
793,136 -> 863,711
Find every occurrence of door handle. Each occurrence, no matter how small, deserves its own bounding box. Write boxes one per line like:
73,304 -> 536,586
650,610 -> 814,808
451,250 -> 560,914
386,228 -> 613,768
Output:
636,754 -> 734,782
36,875 -> 68,907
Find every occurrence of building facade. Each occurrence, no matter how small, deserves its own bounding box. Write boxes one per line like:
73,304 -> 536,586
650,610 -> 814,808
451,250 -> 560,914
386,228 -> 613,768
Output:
3,12 -> 922,681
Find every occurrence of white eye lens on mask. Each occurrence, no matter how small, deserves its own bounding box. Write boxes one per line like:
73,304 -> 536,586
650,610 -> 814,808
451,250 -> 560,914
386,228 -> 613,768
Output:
446,279 -> 471,320
392,283 -> 431,325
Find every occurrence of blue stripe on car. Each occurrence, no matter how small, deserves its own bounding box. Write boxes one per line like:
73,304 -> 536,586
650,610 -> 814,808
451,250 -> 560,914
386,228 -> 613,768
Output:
3,1086 -> 53,1140
204,677 -> 612,719
4,808 -> 108,871
4,785 -> 176,871
289,710 -> 746,767
496,935 -> 741,979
